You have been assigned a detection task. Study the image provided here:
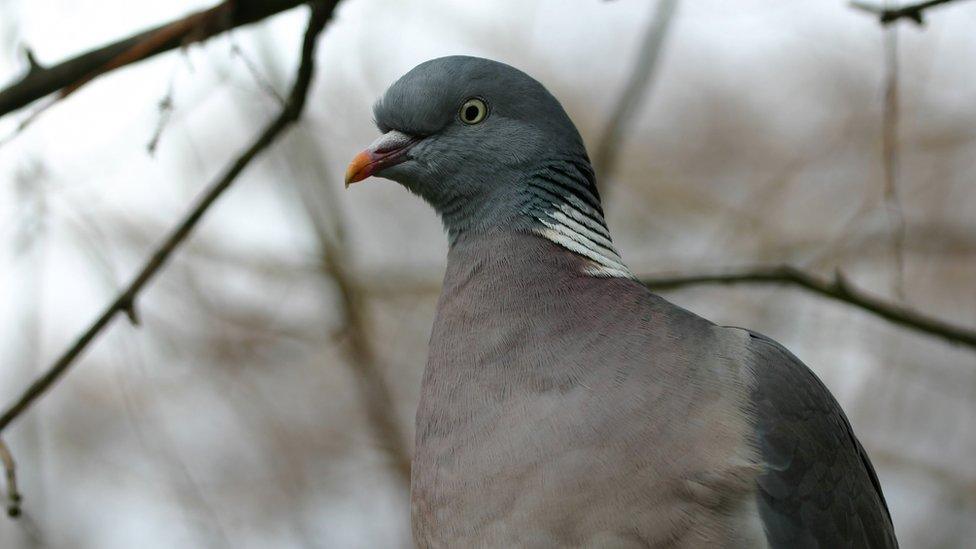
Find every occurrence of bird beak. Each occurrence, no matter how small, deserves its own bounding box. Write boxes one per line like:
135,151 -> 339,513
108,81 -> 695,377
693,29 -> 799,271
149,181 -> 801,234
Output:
344,130 -> 420,187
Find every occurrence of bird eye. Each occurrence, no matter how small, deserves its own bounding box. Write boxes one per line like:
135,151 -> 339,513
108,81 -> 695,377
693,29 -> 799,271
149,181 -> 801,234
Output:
459,98 -> 488,125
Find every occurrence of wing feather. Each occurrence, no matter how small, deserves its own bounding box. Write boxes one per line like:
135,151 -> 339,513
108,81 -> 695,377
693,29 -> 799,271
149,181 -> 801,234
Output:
742,330 -> 898,548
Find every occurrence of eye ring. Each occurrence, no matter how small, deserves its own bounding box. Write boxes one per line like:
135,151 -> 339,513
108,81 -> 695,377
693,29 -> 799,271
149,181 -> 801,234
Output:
459,98 -> 489,125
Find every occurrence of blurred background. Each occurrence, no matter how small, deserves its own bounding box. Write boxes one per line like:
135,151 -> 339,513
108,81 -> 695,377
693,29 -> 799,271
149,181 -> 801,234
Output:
0,0 -> 974,547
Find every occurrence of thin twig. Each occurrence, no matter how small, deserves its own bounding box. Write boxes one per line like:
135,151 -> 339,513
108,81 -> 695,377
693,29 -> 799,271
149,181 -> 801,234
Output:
641,265 -> 976,349
592,0 -> 678,190
321,242 -> 412,483
0,97 -> 54,148
146,79 -> 175,156
0,1 -> 336,438
882,4 -> 908,299
114,371 -> 233,546
851,0 -> 971,24
0,437 -> 21,517
241,25 -> 412,482
230,41 -> 286,106
289,141 -> 412,483
0,0 -> 307,119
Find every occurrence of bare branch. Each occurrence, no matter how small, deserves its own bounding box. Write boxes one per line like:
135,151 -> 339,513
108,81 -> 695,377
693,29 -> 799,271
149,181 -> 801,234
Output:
322,245 -> 412,483
20,47 -> 44,76
290,140 -> 413,483
146,81 -> 175,156
592,0 -> 678,188
881,16 -> 907,298
641,265 -> 976,349
0,438 -> 21,517
0,1 -> 337,438
231,41 -> 287,106
851,0 -> 971,25
0,0 -> 306,119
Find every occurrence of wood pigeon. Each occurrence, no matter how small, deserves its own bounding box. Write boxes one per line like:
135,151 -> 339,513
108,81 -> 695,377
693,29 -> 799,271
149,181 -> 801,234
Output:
345,56 -> 898,548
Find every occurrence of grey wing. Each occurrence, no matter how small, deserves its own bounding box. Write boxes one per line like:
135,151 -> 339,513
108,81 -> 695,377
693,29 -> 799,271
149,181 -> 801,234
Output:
744,330 -> 898,549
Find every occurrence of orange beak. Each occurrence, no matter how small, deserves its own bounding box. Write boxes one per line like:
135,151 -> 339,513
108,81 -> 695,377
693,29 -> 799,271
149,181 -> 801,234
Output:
344,130 -> 420,187
344,151 -> 375,186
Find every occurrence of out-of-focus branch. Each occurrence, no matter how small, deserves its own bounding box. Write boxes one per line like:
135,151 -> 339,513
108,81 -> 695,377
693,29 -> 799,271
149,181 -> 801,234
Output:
271,123 -> 412,482
851,0 -> 971,24
881,8 -> 907,298
0,0 -> 306,119
592,0 -> 678,188
0,2 -> 335,440
296,163 -> 412,484
321,242 -> 412,484
641,265 -> 976,350
0,438 -> 21,517
243,26 -> 412,484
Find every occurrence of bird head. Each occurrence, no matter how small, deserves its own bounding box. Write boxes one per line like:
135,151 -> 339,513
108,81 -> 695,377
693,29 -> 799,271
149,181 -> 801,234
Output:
345,56 -> 598,238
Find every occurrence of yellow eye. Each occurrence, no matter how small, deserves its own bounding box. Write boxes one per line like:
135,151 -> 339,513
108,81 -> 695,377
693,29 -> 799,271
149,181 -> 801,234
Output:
459,98 -> 488,125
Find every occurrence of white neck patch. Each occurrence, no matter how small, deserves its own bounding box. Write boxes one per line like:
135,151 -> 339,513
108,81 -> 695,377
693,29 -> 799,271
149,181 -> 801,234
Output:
529,193 -> 635,280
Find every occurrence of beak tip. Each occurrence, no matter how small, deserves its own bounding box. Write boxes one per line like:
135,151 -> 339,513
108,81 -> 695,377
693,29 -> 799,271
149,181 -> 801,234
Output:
344,150 -> 372,188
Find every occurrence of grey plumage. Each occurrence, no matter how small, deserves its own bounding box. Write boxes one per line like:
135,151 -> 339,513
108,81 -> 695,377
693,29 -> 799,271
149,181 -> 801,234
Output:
347,55 -> 897,547
749,333 -> 896,548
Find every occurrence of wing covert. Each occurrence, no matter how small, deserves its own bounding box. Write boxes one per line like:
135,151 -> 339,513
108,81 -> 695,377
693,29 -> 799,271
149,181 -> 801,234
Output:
742,330 -> 897,548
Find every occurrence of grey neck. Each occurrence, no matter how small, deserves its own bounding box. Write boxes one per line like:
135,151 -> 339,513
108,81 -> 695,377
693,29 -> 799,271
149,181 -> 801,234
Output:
438,157 -> 635,280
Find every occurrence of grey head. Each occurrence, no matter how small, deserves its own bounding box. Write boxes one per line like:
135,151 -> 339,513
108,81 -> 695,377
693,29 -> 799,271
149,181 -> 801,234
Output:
345,56 -> 607,244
